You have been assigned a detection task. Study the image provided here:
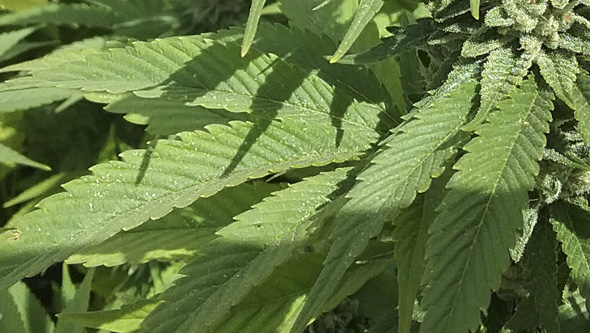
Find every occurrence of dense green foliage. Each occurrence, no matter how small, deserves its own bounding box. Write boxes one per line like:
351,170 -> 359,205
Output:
1,0 -> 590,332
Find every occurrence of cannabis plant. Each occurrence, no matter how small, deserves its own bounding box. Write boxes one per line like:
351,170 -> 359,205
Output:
1,0 -> 590,332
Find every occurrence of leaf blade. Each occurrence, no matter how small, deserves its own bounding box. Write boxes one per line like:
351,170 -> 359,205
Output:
330,0 -> 383,63
241,0 -> 266,57
291,81 -> 478,332
422,76 -> 552,333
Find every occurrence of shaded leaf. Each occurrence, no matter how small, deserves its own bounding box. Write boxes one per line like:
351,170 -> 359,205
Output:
292,81 -> 478,332
422,76 -> 552,333
0,143 -> 50,170
57,299 -> 160,333
330,0 -> 383,63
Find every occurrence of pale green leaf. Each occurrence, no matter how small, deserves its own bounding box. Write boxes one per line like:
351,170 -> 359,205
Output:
0,36 -> 111,74
460,28 -> 503,58
470,0 -> 480,19
107,95 -> 240,137
0,40 -> 56,64
0,285 -> 27,333
55,267 -> 95,333
330,0 -> 383,63
1,34 -> 393,129
140,168 -> 352,332
394,168 -> 452,333
536,50 -> 578,104
241,0 -> 266,57
67,181 -> 281,267
0,27 -> 36,59
0,88 -> 80,113
463,45 -> 518,131
292,81 -> 478,332
0,281 -> 54,333
0,103 -> 382,290
0,3 -> 119,27
559,33 -> 590,55
526,219 -> 560,332
422,76 -> 552,333
0,31 -> 390,290
551,200 -> 590,311
0,0 -> 177,38
57,299 -> 161,333
568,71 -> 590,146
0,143 -> 50,170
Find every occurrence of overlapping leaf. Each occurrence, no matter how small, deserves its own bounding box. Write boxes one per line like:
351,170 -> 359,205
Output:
0,88 -> 80,113
140,168 -> 352,332
0,143 -> 50,170
463,45 -> 518,130
422,76 -> 552,333
330,0 -> 383,63
291,81 -> 478,332
67,182 -> 280,267
337,19 -> 435,64
0,27 -> 37,59
0,42 -> 389,290
394,169 -> 452,333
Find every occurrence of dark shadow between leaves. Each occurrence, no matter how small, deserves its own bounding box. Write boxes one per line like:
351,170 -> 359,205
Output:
135,140 -> 157,185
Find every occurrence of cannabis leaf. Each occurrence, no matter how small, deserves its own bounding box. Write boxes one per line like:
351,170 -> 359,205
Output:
422,76 -> 552,332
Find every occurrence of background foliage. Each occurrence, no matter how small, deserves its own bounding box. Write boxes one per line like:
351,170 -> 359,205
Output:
1,0 -> 590,332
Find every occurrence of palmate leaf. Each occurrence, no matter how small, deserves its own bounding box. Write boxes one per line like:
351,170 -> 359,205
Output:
551,200 -> 590,311
139,168 -> 352,333
66,182 -> 280,267
421,76 -> 552,333
291,81 -> 478,332
330,0 -> 383,63
0,90 -> 386,291
0,33 -> 394,130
